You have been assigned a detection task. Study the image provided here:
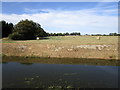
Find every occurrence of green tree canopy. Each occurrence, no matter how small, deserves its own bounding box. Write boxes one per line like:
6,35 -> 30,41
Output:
0,20 -> 13,38
9,19 -> 47,40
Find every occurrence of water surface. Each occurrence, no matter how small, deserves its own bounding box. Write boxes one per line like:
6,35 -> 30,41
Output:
2,57 -> 119,88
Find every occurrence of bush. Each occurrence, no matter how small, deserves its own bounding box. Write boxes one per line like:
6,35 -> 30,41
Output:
9,33 -> 24,40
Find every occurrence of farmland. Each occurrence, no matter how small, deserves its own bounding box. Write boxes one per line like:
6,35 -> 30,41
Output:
1,36 -> 119,60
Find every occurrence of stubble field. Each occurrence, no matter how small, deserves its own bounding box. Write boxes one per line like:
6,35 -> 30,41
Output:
1,36 -> 119,60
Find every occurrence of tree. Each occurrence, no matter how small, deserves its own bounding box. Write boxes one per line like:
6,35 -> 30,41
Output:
64,32 -> 69,36
70,32 -> 81,36
35,23 -> 48,37
0,20 -> 13,38
109,33 -> 118,36
9,19 -> 47,40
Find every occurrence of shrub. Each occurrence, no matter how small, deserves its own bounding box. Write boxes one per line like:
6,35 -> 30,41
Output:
9,32 -> 24,40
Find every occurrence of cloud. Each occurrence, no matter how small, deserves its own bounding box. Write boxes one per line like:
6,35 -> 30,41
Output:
0,8 -> 118,34
24,8 -> 49,14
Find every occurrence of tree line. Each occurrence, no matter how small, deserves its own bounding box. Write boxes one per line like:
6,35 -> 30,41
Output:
0,20 -> 120,40
89,33 -> 120,36
48,32 -> 81,36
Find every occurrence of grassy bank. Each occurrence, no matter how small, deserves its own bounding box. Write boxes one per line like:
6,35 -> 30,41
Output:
1,36 -> 119,60
2,56 -> 120,66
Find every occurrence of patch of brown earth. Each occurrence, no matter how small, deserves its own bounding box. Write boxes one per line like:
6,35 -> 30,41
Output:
2,43 -> 118,60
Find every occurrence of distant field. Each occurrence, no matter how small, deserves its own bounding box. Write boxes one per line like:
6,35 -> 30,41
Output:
2,36 -> 118,45
1,36 -> 119,60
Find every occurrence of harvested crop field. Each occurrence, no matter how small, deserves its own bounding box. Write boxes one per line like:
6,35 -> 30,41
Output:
1,36 -> 119,60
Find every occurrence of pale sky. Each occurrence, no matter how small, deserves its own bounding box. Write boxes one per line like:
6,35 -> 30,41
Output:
0,2 -> 118,34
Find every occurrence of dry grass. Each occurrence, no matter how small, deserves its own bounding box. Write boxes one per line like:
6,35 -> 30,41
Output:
1,36 -> 119,60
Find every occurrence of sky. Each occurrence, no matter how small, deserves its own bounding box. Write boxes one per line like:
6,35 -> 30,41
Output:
1,0 -> 119,2
0,2 -> 118,34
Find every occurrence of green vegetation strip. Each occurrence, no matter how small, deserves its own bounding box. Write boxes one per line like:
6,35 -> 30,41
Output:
2,56 -> 120,66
